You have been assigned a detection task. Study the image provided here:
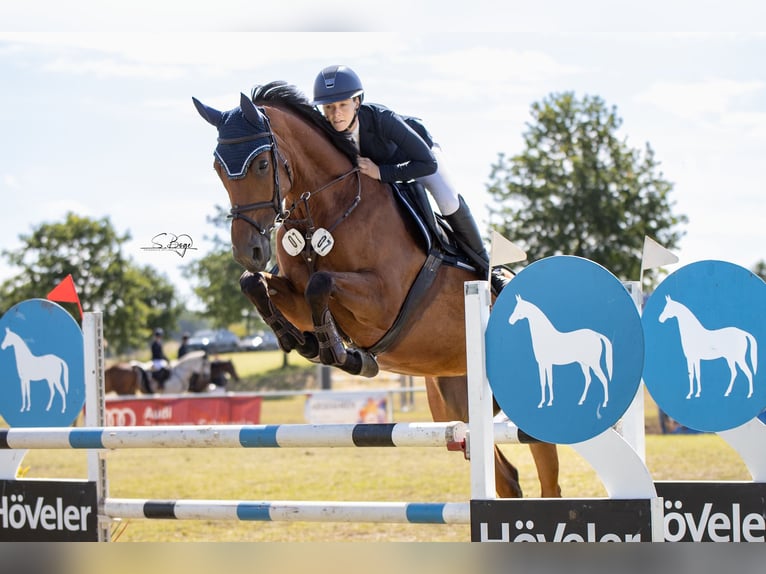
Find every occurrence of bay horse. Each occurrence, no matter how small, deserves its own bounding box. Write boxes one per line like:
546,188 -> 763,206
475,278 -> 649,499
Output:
193,83 -> 560,498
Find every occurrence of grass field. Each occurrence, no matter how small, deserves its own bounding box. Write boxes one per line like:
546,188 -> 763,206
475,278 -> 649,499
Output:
16,356 -> 754,542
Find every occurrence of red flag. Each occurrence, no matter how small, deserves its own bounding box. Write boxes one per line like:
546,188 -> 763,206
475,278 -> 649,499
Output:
46,274 -> 83,319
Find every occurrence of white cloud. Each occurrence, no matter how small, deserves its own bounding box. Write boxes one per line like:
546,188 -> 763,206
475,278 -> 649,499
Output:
636,78 -> 765,122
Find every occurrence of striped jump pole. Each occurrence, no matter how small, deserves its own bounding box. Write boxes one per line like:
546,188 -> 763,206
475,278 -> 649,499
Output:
104,499 -> 470,524
0,422 -> 467,450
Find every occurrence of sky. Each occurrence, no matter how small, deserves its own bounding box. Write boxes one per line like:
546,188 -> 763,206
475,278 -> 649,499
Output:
1,2 -> 764,310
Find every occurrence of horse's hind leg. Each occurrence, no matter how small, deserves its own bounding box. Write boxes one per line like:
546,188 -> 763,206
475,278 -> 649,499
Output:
240,271 -> 319,360
425,375 -> 562,498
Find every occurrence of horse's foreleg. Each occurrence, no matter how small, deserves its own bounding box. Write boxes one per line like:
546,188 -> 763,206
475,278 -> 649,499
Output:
240,271 -> 319,360
692,361 -> 701,398
305,272 -> 378,377
545,366 -> 554,407
685,360 -> 695,399
21,380 -> 29,411
537,365 -> 546,408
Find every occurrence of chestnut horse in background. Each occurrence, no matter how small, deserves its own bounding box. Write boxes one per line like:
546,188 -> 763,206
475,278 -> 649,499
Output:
193,83 -> 560,498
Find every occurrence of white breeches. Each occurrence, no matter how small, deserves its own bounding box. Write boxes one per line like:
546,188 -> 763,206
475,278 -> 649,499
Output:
416,145 -> 461,216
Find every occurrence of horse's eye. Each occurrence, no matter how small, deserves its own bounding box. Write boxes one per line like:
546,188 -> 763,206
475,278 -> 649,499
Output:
257,159 -> 269,172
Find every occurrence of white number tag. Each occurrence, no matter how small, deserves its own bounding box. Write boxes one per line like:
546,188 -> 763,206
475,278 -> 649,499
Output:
282,228 -> 305,256
311,228 -> 335,256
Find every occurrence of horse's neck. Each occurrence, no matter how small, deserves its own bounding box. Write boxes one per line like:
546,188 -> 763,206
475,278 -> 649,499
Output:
7,334 -> 32,362
270,107 -> 358,214
524,304 -> 556,336
673,304 -> 703,332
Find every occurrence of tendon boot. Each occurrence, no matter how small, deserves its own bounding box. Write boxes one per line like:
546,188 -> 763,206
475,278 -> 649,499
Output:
444,195 -> 510,294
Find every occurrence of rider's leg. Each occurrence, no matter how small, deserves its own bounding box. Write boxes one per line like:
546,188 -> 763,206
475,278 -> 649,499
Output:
419,148 -> 509,294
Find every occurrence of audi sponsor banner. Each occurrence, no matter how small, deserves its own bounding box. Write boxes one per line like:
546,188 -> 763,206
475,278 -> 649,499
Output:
0,479 -> 98,541
105,395 -> 262,426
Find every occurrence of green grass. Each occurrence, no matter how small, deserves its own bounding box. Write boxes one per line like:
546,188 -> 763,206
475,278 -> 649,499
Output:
8,350 -> 754,542
18,389 -> 753,542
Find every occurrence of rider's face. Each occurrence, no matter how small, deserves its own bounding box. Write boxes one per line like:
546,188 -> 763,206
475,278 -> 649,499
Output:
322,98 -> 359,132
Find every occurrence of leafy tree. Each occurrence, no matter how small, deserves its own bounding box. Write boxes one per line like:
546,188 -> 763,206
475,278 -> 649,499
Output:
754,260 -> 766,282
0,212 -> 182,354
182,205 -> 264,329
487,92 -> 687,288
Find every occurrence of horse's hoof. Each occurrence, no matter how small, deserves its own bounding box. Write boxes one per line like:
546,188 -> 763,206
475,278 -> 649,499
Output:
357,352 -> 379,378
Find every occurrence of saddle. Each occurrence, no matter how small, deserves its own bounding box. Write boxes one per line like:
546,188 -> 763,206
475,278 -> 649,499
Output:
391,181 -> 479,274
363,182 -> 481,356
136,366 -> 170,393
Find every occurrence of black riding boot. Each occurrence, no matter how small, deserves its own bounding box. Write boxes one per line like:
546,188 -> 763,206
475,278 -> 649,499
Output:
445,195 -> 509,294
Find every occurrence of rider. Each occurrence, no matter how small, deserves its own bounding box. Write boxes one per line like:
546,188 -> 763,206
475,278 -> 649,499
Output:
150,328 -> 170,387
311,64 -> 508,294
177,332 -> 190,359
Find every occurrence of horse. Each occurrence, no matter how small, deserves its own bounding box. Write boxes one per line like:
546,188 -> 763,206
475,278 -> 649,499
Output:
104,350 -> 211,395
192,82 -> 561,498
1,326 -> 70,413
187,358 -> 240,392
508,295 -> 612,409
659,295 -> 758,399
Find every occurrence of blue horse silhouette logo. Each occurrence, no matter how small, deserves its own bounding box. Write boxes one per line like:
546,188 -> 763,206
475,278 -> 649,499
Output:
1,327 -> 70,413
508,295 -> 613,409
658,295 -> 758,400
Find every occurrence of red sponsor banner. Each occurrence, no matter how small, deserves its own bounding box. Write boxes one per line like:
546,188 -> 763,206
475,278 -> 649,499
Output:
104,394 -> 262,426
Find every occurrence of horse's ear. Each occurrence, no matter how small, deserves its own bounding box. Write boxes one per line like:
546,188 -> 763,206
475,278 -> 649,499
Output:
240,92 -> 265,127
192,97 -> 223,127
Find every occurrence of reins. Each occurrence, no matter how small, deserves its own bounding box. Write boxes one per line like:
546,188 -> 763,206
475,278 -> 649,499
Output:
227,106 -> 363,262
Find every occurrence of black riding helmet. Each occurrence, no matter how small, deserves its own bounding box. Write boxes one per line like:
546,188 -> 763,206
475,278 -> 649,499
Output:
312,65 -> 365,106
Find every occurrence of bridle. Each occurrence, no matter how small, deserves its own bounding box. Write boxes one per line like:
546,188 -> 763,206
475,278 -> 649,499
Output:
224,107 -> 362,241
223,112 -> 291,236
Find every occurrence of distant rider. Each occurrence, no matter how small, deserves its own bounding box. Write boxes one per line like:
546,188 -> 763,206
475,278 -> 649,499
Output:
150,328 -> 170,388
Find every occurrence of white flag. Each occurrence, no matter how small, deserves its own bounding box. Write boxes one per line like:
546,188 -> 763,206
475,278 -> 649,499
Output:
641,235 -> 679,270
489,230 -> 527,268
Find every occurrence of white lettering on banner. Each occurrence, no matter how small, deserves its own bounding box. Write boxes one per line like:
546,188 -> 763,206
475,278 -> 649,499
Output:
143,405 -> 173,421
663,500 -> 766,542
0,494 -> 91,532
479,521 -> 641,542
104,407 -> 137,426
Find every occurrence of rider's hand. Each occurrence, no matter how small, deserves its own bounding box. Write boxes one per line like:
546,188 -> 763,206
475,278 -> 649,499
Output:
357,157 -> 381,181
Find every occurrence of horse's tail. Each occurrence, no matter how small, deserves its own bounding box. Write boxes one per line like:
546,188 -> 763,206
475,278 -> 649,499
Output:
601,335 -> 613,380
61,359 -> 69,392
747,333 -> 758,374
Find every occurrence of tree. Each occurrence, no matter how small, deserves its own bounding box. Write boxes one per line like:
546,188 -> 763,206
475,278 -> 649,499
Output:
0,212 -> 182,354
754,260 -> 766,282
487,92 -> 687,288
182,205 -> 265,329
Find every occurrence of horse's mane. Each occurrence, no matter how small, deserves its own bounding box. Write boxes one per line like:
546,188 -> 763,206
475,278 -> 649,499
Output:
251,81 -> 358,165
